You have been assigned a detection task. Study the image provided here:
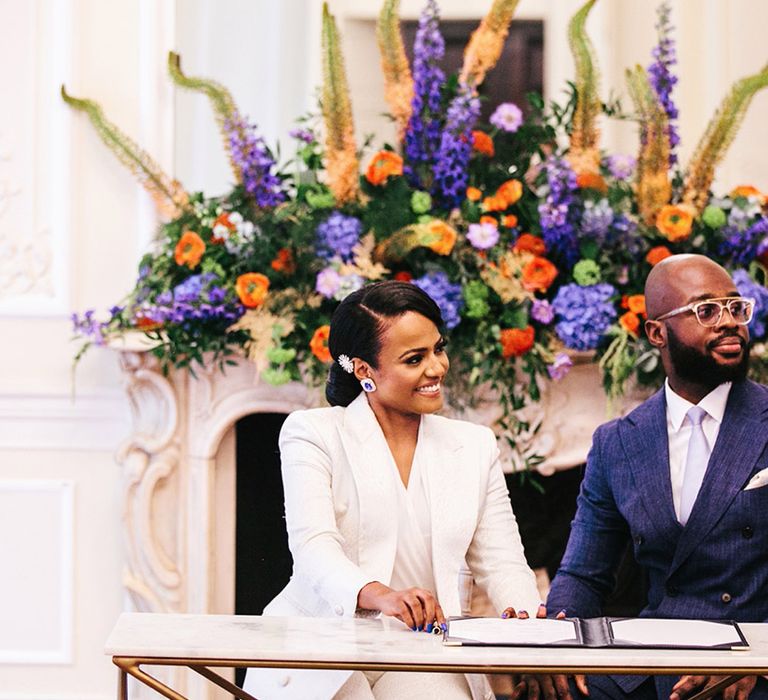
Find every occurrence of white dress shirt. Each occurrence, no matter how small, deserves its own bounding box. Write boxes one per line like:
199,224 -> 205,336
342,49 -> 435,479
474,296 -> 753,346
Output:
665,379 -> 732,520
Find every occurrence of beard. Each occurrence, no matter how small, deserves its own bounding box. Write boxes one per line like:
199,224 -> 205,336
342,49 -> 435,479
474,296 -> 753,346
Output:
666,324 -> 749,387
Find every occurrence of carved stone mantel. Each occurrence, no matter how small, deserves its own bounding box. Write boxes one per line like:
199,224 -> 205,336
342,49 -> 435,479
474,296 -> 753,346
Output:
113,343 -> 644,697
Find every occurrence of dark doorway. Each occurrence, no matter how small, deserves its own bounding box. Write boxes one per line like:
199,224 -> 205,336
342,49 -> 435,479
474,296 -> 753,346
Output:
234,412 -> 292,686
401,18 -> 544,122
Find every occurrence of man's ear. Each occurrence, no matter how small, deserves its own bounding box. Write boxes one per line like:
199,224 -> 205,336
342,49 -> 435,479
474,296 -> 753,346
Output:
645,319 -> 666,349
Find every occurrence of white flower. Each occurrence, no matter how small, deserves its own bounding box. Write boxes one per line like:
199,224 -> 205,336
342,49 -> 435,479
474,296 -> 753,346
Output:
490,102 -> 523,133
337,354 -> 354,373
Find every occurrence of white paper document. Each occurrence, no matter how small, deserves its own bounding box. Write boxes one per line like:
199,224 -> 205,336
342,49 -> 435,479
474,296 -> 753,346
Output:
610,618 -> 744,648
446,618 -> 578,645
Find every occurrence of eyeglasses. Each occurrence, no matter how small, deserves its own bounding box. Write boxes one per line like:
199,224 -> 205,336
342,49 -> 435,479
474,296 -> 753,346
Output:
655,297 -> 755,327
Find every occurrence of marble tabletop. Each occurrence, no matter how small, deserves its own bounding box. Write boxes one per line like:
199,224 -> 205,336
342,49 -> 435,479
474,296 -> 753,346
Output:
105,614 -> 768,674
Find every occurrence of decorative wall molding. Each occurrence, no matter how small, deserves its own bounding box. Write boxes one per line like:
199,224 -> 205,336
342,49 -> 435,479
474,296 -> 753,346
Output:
0,480 -> 74,664
0,392 -> 129,452
0,0 -> 72,316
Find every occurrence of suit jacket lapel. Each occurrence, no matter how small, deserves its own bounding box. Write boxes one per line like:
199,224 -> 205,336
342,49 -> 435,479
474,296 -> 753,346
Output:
620,389 -> 682,540
420,415 -> 470,613
670,380 -> 768,574
338,393 -> 399,584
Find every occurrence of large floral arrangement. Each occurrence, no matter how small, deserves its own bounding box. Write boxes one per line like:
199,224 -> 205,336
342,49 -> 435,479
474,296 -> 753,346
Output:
68,0 -> 768,469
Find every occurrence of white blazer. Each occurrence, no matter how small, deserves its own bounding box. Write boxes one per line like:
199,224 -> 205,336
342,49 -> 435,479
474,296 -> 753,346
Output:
244,392 -> 540,700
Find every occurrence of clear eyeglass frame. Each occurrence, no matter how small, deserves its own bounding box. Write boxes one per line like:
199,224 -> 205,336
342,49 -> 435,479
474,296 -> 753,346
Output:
654,296 -> 755,327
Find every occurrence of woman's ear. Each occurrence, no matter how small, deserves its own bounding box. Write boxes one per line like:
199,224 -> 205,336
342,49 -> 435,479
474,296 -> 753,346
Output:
353,360 -> 370,382
645,319 -> 666,349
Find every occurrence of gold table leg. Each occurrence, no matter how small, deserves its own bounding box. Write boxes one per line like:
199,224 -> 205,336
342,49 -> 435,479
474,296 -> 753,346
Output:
113,658 -> 188,700
189,665 -> 258,700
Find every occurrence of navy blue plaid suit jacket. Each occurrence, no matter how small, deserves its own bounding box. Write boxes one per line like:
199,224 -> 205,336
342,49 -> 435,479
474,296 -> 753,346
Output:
547,379 -> 768,695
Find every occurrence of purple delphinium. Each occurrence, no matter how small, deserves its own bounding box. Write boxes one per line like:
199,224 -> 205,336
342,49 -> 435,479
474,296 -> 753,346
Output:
547,352 -> 573,380
225,113 -> 285,207
646,1 -> 680,165
552,282 -> 617,350
490,102 -> 523,133
413,270 -> 464,329
71,309 -> 110,346
531,299 -> 555,324
403,0 -> 445,187
289,128 -> 315,144
538,156 -> 580,267
315,211 -> 363,261
733,269 -> 768,338
718,217 -> 768,266
580,199 -> 614,244
142,273 -> 244,326
432,82 -> 481,209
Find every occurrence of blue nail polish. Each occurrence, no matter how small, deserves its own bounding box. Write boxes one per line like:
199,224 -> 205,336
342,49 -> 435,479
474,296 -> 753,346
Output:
426,623 -> 433,633
519,610 -> 527,616
559,609 -> 567,616
440,623 -> 447,632
411,626 -> 417,631
501,612 -> 509,619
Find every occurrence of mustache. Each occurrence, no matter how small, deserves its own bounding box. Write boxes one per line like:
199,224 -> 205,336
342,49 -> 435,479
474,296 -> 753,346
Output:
707,332 -> 746,350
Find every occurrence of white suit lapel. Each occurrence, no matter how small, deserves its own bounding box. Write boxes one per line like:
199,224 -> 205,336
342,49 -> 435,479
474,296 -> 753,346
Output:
338,393 -> 399,586
421,415 -> 473,616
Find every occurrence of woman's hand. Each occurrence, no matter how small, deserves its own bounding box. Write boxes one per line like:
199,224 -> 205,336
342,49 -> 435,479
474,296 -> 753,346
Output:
357,581 -> 445,631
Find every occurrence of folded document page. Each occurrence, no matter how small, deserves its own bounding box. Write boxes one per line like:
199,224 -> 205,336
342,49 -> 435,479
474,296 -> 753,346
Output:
444,617 -> 748,650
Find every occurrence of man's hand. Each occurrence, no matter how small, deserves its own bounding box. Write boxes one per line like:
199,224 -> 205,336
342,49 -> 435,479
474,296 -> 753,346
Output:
670,675 -> 757,700
357,581 -> 445,631
505,604 -> 588,700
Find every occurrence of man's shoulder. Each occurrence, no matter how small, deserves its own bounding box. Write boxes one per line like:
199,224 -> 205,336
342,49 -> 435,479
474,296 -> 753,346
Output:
593,388 -> 665,440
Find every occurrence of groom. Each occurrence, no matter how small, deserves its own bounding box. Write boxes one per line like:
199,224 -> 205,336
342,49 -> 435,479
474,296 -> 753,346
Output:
541,254 -> 768,700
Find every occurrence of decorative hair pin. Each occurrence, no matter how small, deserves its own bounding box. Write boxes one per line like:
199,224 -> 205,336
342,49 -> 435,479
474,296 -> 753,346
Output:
337,354 -> 354,374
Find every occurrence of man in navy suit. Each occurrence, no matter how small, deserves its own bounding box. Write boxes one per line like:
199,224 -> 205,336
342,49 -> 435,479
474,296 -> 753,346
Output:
536,255 -> 768,700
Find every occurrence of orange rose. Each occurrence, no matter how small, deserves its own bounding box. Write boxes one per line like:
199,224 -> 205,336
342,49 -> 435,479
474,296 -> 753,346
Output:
309,325 -> 332,363
211,212 -> 237,243
235,272 -> 270,308
576,171 -> 608,193
472,130 -> 495,157
730,184 -> 764,202
174,231 -> 205,269
270,248 -> 296,274
626,294 -> 646,316
646,245 -> 672,266
394,270 -> 413,282
500,326 -> 535,358
425,220 -> 457,255
619,311 -> 641,336
365,150 -> 403,186
135,315 -> 162,331
480,215 -> 497,226
482,194 -> 508,212
522,256 -> 558,292
656,204 -> 693,242
502,214 -> 518,228
513,233 -> 547,256
497,179 -> 523,206
466,186 -> 482,202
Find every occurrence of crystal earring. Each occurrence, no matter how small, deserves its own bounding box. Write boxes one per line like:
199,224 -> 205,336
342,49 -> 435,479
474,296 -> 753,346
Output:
360,377 -> 377,393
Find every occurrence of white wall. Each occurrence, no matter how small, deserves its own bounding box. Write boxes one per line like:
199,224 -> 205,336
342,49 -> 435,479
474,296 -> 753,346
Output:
0,1 -> 766,698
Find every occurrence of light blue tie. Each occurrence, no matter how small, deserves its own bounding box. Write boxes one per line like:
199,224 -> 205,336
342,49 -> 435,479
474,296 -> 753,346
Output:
679,406 -> 711,525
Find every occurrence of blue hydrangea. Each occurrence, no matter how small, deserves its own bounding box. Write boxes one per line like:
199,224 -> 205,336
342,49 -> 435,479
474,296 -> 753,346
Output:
413,271 -> 464,329
733,269 -> 768,339
552,283 -> 617,350
315,212 -> 363,261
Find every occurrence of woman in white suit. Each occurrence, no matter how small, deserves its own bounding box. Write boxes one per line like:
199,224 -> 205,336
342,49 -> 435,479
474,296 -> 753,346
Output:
244,281 -> 541,700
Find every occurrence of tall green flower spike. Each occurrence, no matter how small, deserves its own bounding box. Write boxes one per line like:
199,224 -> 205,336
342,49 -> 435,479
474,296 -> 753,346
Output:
460,0 -> 521,87
683,63 -> 768,214
376,0 -> 413,141
625,65 -> 671,225
61,85 -> 189,220
322,3 -> 360,204
167,51 -> 242,184
567,0 -> 601,176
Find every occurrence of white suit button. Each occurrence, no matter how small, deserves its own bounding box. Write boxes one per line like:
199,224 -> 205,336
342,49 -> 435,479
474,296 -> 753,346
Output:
334,605 -> 344,616
279,675 -> 290,687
